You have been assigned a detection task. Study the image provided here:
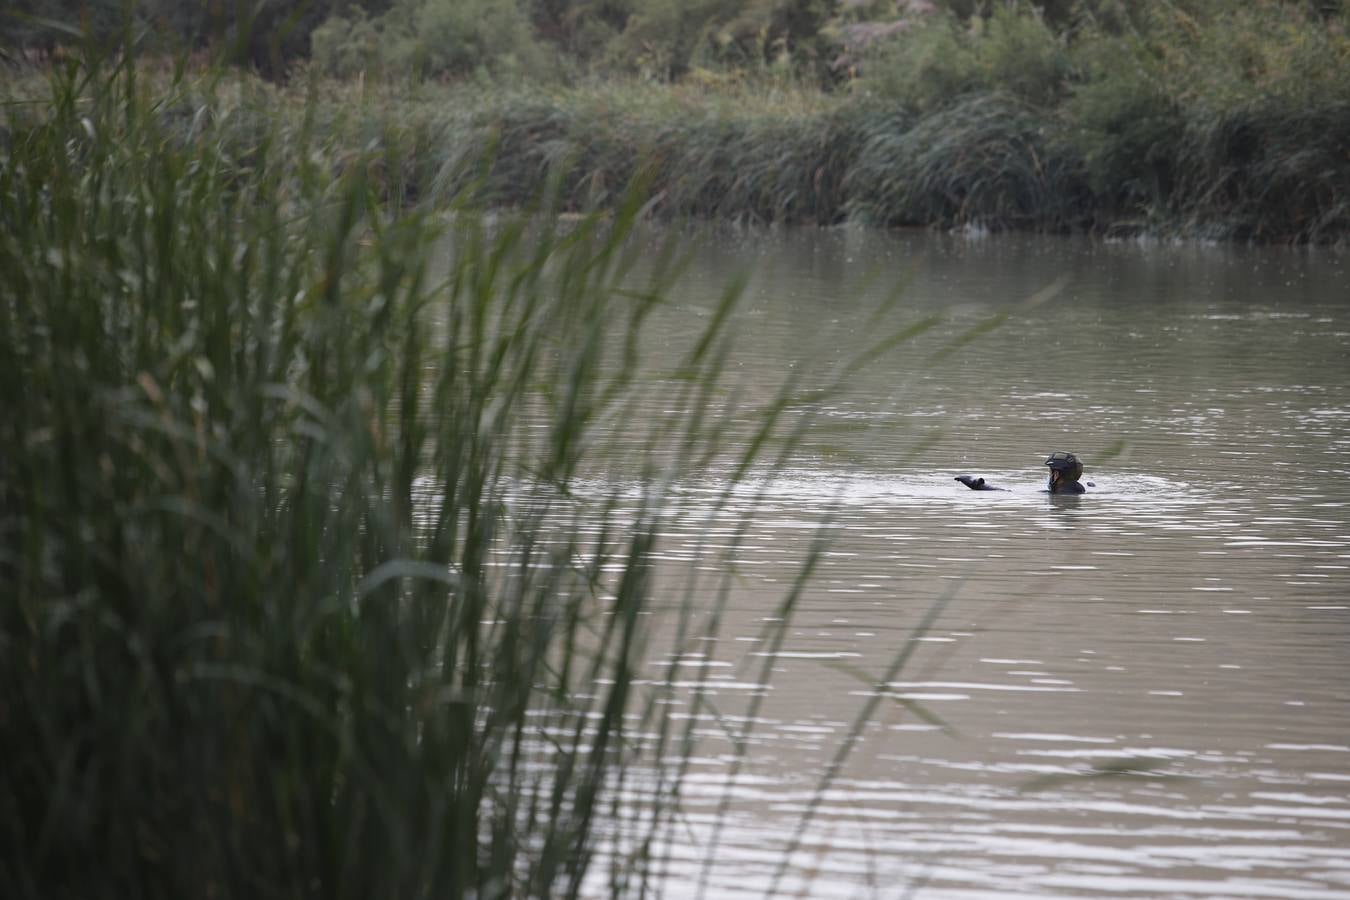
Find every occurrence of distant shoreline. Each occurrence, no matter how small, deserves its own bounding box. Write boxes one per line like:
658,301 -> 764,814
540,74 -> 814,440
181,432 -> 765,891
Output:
5,63 -> 1347,247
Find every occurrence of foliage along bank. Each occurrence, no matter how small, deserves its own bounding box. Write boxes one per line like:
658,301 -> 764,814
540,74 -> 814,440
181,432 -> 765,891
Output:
288,2 -> 1350,243
5,1 -> 1348,242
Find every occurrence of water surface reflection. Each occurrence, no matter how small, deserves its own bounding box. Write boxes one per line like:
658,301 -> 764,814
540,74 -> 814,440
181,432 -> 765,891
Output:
578,228 -> 1350,897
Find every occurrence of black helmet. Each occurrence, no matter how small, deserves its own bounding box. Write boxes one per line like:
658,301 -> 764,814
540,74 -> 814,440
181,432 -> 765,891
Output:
1044,451 -> 1083,482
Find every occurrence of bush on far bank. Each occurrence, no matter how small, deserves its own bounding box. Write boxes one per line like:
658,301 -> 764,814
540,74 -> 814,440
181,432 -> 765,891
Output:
312,0 -> 550,81
5,1 -> 1347,241
845,0 -> 1350,239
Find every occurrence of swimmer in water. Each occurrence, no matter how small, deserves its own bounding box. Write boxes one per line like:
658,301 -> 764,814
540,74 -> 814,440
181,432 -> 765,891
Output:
956,451 -> 1088,494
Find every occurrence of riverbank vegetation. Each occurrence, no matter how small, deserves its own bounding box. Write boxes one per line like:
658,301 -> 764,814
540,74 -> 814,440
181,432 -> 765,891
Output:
5,1 -> 1349,241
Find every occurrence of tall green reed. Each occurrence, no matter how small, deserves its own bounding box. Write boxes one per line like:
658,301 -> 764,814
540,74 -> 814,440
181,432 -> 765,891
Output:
0,45 -> 853,899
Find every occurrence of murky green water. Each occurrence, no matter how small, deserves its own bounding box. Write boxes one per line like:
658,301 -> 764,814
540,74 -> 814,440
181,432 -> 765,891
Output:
611,227 -> 1350,898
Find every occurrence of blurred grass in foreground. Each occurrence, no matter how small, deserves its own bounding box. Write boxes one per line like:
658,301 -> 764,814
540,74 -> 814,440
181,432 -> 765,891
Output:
0,41 -> 870,899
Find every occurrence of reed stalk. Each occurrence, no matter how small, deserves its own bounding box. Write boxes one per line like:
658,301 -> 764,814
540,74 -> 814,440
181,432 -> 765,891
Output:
0,43 -> 853,898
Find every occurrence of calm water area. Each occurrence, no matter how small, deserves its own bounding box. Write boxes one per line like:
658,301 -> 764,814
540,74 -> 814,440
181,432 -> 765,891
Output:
589,226 -> 1350,899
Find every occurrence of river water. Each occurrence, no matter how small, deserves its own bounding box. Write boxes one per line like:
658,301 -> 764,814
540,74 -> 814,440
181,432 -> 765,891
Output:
593,227 -> 1350,899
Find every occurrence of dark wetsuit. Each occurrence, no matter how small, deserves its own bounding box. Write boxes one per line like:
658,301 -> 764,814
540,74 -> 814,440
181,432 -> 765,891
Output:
956,475 -> 1087,493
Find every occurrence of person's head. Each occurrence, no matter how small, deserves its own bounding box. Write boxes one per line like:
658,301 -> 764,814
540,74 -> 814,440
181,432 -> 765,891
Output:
1044,451 -> 1083,491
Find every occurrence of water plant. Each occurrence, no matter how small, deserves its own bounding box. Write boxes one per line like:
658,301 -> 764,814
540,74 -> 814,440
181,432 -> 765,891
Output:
0,42 -> 859,898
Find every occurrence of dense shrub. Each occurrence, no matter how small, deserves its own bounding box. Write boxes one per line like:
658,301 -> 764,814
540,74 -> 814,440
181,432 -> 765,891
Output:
848,92 -> 1084,230
566,0 -> 839,82
1065,1 -> 1350,238
0,0 -> 388,76
1062,31 -> 1182,221
312,0 -> 547,80
858,5 -> 1072,111
311,10 -> 385,79
412,0 -> 546,78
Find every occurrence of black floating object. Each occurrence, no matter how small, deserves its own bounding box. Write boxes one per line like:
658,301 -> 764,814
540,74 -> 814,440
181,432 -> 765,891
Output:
956,475 -> 996,491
